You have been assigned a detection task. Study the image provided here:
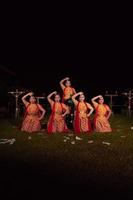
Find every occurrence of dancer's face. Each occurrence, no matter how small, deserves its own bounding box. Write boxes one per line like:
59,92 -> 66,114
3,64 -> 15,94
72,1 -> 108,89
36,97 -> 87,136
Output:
65,80 -> 71,87
99,98 -> 104,104
55,95 -> 61,102
30,96 -> 36,103
79,94 -> 85,102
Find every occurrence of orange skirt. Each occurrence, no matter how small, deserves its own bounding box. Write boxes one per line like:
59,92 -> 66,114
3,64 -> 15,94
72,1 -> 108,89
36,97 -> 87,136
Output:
94,116 -> 112,132
47,115 -> 68,133
21,115 -> 41,133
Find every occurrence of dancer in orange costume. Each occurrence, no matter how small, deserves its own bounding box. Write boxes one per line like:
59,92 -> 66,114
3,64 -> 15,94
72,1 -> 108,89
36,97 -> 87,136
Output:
60,77 -> 76,129
21,92 -> 46,133
72,92 -> 94,134
91,95 -> 112,132
47,91 -> 69,134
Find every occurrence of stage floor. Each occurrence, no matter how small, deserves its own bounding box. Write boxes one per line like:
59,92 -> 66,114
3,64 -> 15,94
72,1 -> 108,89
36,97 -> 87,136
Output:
0,115 -> 133,198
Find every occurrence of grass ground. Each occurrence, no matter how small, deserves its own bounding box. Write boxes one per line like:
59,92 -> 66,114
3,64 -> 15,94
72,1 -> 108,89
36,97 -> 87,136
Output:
0,115 -> 133,198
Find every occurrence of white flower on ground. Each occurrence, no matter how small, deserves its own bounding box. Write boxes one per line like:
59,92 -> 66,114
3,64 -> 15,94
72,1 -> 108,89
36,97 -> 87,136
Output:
75,136 -> 82,140
102,141 -> 111,146
9,139 -> 16,145
0,138 -> 16,145
64,136 -> 70,140
71,141 -> 75,145
88,140 -> 94,144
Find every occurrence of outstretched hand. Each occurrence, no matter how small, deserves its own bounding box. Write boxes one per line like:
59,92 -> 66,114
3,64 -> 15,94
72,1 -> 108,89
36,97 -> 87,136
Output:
53,91 -> 57,95
28,92 -> 34,96
99,95 -> 103,98
79,92 -> 84,95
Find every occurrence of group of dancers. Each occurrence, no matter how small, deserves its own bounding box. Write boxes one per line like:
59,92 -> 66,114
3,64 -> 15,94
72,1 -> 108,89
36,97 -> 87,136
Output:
21,77 -> 112,134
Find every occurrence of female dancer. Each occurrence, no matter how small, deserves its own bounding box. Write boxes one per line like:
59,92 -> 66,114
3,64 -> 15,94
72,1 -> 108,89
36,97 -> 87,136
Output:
91,95 -> 112,132
72,92 -> 94,134
47,91 -> 69,133
60,77 -> 76,129
21,92 -> 46,133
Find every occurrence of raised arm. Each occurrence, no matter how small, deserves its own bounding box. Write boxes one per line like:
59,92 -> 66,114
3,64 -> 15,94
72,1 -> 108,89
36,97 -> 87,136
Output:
47,91 -> 57,106
60,77 -> 69,90
91,95 -> 102,102
72,92 -> 83,105
91,95 -> 102,107
38,104 -> 46,120
22,92 -> 33,107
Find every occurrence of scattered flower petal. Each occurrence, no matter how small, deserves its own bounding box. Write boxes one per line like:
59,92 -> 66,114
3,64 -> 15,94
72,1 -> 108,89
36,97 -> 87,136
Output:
121,135 -> 126,138
88,140 -> 94,144
0,138 -> 16,145
102,141 -> 111,146
71,141 -> 75,145
64,136 -> 70,140
9,139 -> 16,145
76,136 -> 82,140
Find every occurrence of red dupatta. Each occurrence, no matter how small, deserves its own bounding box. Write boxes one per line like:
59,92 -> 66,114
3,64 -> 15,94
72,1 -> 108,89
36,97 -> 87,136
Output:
21,103 -> 40,130
47,103 -> 56,133
47,102 -> 67,134
74,102 -> 92,134
23,103 -> 40,120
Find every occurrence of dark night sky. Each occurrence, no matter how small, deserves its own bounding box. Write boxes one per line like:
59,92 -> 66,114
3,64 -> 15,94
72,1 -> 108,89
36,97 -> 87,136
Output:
1,62 -> 132,98
1,10 -> 133,98
1,16 -> 133,96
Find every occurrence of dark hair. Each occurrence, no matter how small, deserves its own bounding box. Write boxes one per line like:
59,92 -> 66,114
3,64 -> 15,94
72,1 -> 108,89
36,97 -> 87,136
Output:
30,95 -> 37,102
98,98 -> 104,103
79,94 -> 85,99
55,94 -> 60,97
99,97 -> 104,100
65,80 -> 71,85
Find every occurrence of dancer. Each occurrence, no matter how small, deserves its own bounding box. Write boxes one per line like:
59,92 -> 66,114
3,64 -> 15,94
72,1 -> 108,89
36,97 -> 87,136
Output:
91,95 -> 112,132
21,92 -> 45,133
47,91 -> 69,133
72,92 -> 94,133
60,77 -> 76,129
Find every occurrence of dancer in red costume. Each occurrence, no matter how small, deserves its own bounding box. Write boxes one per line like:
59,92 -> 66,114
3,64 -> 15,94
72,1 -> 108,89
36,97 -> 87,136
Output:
72,92 -> 94,134
60,77 -> 76,129
21,92 -> 45,133
47,91 -> 69,134
91,95 -> 112,132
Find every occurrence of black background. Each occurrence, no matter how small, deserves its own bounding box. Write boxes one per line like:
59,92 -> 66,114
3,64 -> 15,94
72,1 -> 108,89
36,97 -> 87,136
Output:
0,10 -> 133,199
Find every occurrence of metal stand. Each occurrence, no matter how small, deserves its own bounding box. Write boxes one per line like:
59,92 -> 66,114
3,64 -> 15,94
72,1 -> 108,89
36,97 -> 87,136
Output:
36,97 -> 45,104
122,90 -> 133,117
105,91 -> 118,112
8,89 -> 25,119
